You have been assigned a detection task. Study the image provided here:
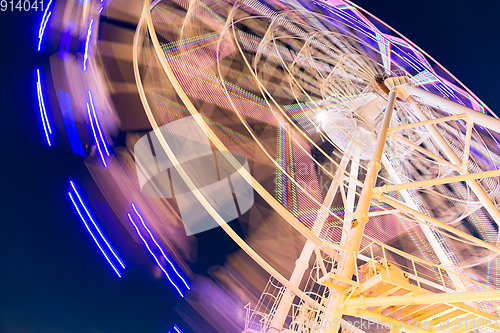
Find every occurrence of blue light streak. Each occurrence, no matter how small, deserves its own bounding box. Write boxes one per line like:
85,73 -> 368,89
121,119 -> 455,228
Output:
403,56 -> 422,71
37,70 -> 52,133
38,12 -> 52,51
37,0 -> 53,51
131,203 -> 190,290
36,69 -> 52,146
99,6 -> 103,13
88,91 -> 111,156
127,213 -> 184,297
70,181 -> 125,269
64,22 -> 75,59
173,325 -> 184,333
69,192 -> 122,277
83,18 -> 94,71
86,103 -> 108,167
393,51 -> 422,71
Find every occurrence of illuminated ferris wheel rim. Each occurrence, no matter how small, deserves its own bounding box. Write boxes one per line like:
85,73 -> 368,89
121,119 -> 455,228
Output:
135,0 -> 388,247
126,0 -> 500,331
140,0 -> 492,254
133,1 -> 327,307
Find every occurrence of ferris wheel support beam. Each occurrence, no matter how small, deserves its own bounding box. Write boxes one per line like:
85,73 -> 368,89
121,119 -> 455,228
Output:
387,113 -> 467,132
379,156 -> 469,291
340,89 -> 397,279
373,194 -> 500,255
462,120 -> 474,168
340,144 -> 361,247
269,141 -> 355,331
385,87 -> 466,293
383,89 -> 497,291
387,132 -> 458,170
401,85 -> 500,134
373,169 -> 500,194
322,89 -> 399,333
405,96 -> 500,228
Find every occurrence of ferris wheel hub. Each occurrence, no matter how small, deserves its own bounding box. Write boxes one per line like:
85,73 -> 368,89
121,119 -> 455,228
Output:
384,76 -> 411,100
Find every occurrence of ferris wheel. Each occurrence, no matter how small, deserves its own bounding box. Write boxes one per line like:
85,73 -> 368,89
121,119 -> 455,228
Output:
39,0 -> 500,332
131,0 -> 500,331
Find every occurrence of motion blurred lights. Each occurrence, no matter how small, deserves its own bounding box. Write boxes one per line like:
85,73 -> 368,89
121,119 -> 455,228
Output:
83,18 -> 94,71
131,203 -> 190,290
173,325 -> 184,333
86,103 -> 108,167
36,69 -> 52,146
68,192 -> 122,277
87,91 -> 111,156
37,0 -> 53,51
58,20 -> 76,61
316,112 -> 326,123
127,214 -> 185,297
134,115 -> 254,235
70,181 -> 125,269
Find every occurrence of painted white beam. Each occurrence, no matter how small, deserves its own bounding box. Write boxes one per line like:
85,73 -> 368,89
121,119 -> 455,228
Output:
395,84 -> 500,133
344,290 -> 500,308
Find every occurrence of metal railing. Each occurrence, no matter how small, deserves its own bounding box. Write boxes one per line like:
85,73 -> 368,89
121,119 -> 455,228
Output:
357,236 -> 500,314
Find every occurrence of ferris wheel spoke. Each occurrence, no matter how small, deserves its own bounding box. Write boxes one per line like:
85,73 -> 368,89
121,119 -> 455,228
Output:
284,92 -> 376,135
374,169 -> 500,195
396,95 -> 500,230
387,113 -> 468,133
387,132 -> 458,170
380,156 -> 470,292
394,84 -> 500,134
462,120 -> 474,167
375,194 -> 500,256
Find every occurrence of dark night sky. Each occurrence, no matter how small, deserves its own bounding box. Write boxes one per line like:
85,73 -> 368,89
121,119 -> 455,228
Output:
1,1 -> 499,332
